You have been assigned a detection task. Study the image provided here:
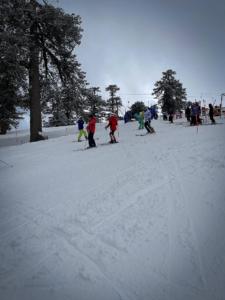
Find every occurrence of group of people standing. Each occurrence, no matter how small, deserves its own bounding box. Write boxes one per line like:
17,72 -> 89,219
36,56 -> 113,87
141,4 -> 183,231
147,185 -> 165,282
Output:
185,102 -> 216,125
185,102 -> 202,125
77,102 -> 216,148
77,113 -> 118,148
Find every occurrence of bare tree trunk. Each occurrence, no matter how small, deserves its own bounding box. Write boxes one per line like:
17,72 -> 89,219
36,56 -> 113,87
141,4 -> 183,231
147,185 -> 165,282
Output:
29,45 -> 43,142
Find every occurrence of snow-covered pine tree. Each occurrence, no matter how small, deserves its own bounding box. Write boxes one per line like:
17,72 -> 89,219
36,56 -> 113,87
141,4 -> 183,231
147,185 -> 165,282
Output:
1,0 -> 84,141
0,2 -> 28,134
152,69 -> 187,114
40,64 -> 88,127
131,101 -> 146,116
105,85 -> 122,116
84,87 -> 106,118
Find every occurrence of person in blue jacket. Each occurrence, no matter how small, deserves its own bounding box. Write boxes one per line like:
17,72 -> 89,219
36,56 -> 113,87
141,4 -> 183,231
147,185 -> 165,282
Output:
77,117 -> 88,142
144,108 -> 155,133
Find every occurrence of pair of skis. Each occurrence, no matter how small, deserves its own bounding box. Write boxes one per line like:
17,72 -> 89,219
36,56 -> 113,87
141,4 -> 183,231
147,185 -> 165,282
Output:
136,131 -> 156,136
74,141 -> 119,152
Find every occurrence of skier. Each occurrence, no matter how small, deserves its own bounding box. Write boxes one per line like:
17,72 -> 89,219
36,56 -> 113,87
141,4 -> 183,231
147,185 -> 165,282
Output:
190,103 -> 198,125
162,112 -> 168,120
86,114 -> 96,147
77,117 -> 87,142
190,102 -> 201,125
144,108 -> 155,133
185,106 -> 191,122
209,103 -> 216,124
168,108 -> 174,123
150,106 -> 158,120
105,113 -> 118,143
134,112 -> 140,126
134,112 -> 144,130
196,102 -> 202,124
139,111 -> 145,129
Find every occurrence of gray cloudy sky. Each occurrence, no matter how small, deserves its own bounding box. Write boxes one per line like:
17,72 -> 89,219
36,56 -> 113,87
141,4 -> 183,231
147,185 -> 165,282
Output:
56,0 -> 225,107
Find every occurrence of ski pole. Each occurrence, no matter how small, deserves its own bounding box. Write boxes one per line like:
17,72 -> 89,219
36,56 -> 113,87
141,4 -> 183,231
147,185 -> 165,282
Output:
84,132 -> 88,149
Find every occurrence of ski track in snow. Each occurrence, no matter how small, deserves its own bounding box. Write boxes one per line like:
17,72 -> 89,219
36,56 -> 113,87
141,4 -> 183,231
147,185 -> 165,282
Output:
0,119 -> 225,300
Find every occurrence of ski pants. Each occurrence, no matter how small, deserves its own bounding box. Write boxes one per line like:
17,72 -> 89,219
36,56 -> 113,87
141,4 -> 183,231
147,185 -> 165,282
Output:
144,121 -> 155,133
109,130 -> 117,143
209,114 -> 215,124
139,119 -> 144,129
78,129 -> 87,141
88,132 -> 96,147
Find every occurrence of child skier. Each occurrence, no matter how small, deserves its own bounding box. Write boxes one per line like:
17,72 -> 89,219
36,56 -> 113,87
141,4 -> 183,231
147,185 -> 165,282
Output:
77,117 -> 87,142
86,114 -> 96,147
105,113 -> 118,143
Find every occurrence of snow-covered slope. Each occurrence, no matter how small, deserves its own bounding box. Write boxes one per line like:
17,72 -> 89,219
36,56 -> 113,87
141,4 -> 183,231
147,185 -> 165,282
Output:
0,125 -> 76,147
0,119 -> 225,300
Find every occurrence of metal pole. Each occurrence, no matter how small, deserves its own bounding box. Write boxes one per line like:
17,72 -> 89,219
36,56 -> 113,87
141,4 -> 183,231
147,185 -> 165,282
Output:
221,93 -> 225,118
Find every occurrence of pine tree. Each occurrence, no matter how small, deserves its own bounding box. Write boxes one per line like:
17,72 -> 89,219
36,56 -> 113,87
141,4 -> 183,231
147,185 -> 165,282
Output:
105,84 -> 122,115
152,69 -> 186,114
85,87 -> 106,117
0,1 -> 28,134
60,68 -> 87,122
0,44 -> 26,134
1,0 -> 84,141
131,101 -> 146,116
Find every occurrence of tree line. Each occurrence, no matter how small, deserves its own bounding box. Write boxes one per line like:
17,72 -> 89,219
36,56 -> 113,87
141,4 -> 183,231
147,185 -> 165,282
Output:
0,0 -> 187,141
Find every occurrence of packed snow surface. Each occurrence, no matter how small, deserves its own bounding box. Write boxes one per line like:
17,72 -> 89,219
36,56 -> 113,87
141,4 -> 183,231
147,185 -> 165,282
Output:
0,119 -> 225,300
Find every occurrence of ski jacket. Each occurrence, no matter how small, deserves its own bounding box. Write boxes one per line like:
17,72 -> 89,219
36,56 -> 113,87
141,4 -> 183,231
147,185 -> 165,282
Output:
77,119 -> 84,130
150,107 -> 156,119
107,115 -> 118,131
140,111 -> 144,120
191,105 -> 198,116
185,107 -> 191,117
87,117 -> 96,133
144,109 -> 151,122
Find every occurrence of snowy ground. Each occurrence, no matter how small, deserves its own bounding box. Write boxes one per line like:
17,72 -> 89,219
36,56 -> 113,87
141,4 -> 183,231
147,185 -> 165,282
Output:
0,118 -> 225,300
0,125 -> 76,147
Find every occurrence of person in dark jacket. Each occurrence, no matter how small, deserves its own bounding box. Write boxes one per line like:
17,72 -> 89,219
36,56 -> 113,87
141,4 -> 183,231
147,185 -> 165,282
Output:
196,102 -> 202,124
168,108 -> 174,123
185,106 -> 191,122
190,103 -> 198,125
77,117 -> 87,142
209,103 -> 216,124
86,114 -> 96,147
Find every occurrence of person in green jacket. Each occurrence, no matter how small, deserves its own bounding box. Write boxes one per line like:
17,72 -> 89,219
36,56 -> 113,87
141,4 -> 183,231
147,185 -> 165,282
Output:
139,111 -> 144,129
134,112 -> 144,130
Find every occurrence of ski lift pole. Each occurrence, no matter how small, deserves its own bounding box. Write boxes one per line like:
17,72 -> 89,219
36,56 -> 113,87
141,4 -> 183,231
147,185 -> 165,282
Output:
117,110 -> 120,140
221,93 -> 225,118
195,113 -> 199,134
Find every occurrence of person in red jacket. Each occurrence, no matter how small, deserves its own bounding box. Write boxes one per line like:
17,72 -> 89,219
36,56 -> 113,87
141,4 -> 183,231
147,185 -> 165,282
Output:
105,113 -> 118,143
86,114 -> 96,147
